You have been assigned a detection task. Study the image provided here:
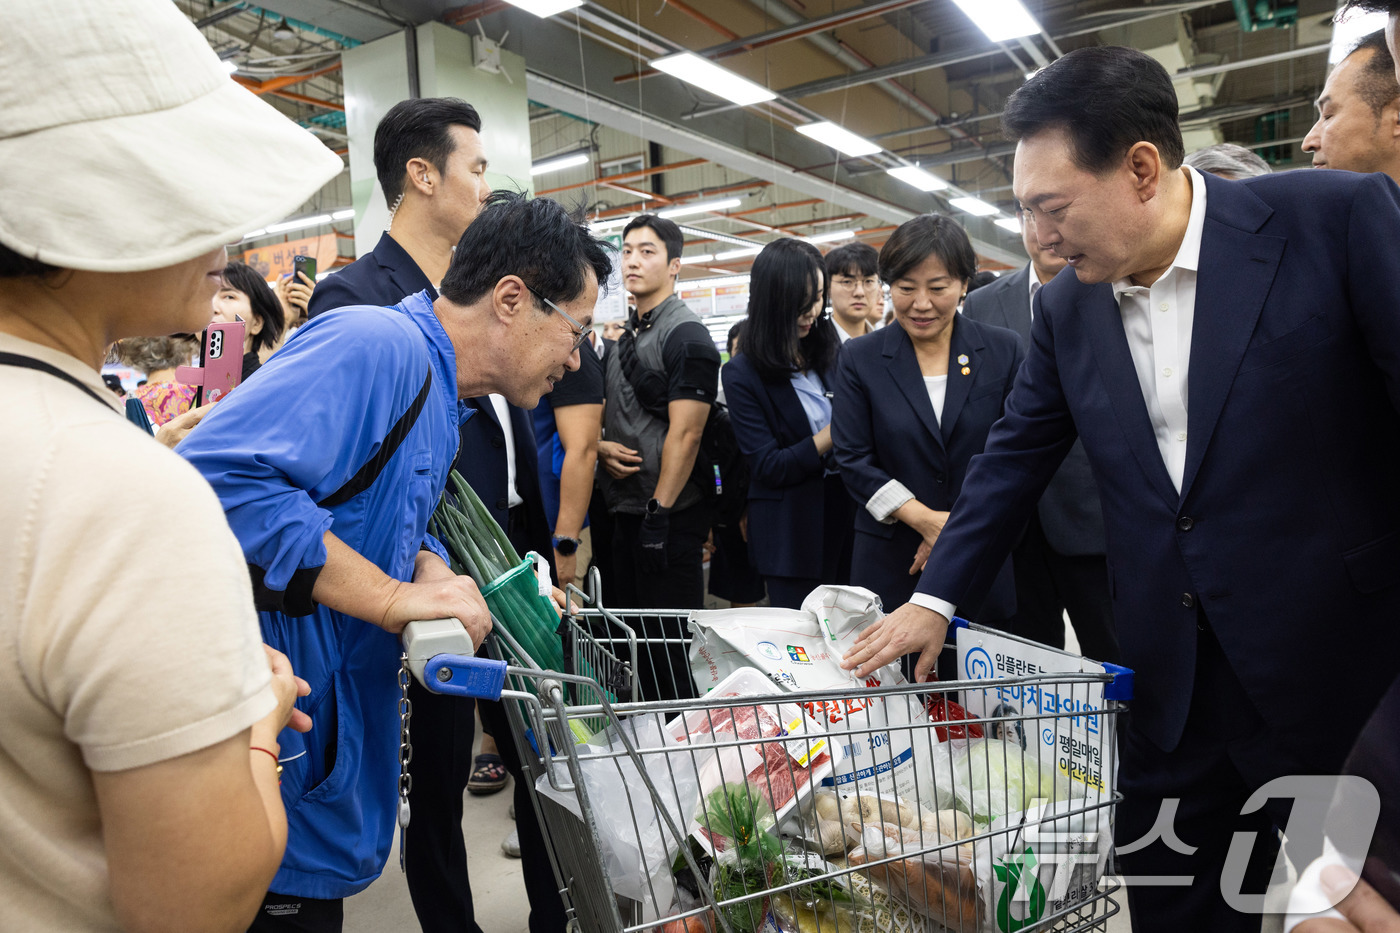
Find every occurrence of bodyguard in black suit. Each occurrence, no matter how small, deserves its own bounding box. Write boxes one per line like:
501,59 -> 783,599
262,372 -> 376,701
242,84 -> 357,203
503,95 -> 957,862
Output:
845,48 -> 1400,931
962,240 -> 1119,664
308,98 -> 566,933
721,238 -> 854,609
832,215 -> 1023,621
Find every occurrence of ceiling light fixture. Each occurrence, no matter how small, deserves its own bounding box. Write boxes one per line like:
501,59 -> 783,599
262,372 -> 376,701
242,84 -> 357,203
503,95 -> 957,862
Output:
589,216 -> 636,233
332,208 -> 355,221
657,197 -> 742,219
795,121 -> 881,157
994,216 -> 1023,233
680,253 -> 716,264
273,17 -> 296,40
501,0 -> 583,17
676,225 -> 753,248
714,245 -> 763,261
949,196 -> 1000,217
223,59 -> 240,75
651,52 -> 777,106
806,230 -> 857,244
952,0 -> 1041,43
886,165 -> 948,192
243,208 -> 353,240
530,152 -> 590,176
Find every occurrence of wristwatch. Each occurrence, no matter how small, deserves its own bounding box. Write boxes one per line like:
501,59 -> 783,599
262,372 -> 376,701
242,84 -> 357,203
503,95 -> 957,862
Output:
552,534 -> 581,556
645,498 -> 670,517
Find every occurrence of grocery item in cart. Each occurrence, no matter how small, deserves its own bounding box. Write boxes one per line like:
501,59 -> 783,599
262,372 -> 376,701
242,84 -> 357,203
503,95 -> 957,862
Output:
950,737 -> 1080,825
688,586 -> 952,804
846,822 -> 980,933
665,668 -> 836,855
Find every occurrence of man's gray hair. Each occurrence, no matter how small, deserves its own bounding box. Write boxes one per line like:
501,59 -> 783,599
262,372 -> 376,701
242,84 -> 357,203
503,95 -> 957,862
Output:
1184,143 -> 1273,179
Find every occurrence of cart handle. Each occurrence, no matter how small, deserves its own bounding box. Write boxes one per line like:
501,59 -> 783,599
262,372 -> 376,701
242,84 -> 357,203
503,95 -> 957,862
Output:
423,654 -> 509,700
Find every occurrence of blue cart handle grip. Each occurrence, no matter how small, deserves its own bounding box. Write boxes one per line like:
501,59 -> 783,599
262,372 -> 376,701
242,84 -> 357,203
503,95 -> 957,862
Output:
423,655 -> 508,700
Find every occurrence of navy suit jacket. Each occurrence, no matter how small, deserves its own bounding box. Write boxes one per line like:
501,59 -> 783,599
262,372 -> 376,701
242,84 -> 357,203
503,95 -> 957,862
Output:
833,316 -> 1023,618
962,265 -> 1107,557
308,232 -> 550,565
916,170 -> 1400,752
722,353 -> 846,578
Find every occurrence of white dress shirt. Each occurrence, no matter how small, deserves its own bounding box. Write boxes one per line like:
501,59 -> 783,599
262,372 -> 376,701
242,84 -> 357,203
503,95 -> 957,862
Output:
912,166 -> 1208,620
488,393 -> 524,509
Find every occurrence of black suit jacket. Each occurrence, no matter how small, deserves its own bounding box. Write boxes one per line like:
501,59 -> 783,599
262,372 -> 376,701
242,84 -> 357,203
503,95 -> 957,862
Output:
915,169 -> 1400,752
832,316 -> 1023,618
962,265 -> 1107,556
308,232 -> 549,568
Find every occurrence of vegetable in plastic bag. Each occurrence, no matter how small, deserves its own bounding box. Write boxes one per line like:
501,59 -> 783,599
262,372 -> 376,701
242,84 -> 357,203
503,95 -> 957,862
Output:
951,737 -> 1076,824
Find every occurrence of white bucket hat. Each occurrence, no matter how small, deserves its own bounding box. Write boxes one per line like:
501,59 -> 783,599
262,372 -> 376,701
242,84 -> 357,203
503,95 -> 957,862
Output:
0,0 -> 345,273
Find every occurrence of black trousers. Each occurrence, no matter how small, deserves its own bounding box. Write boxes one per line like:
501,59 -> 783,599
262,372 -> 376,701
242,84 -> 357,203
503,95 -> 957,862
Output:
608,504 -> 709,700
1114,619 -> 1355,932
248,893 -> 342,932
404,507 -> 569,933
1008,514 -> 1120,664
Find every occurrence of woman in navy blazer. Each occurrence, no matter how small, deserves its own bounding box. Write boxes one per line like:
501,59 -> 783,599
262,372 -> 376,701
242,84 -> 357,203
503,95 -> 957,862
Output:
832,214 -> 1023,621
722,238 -> 856,609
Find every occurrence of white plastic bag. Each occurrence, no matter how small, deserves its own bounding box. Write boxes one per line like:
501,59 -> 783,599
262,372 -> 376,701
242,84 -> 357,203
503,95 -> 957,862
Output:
950,737 -> 1079,825
535,714 -> 700,922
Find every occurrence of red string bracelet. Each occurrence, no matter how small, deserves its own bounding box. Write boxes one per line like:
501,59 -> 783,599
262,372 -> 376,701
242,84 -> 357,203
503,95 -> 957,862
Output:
251,746 -> 283,784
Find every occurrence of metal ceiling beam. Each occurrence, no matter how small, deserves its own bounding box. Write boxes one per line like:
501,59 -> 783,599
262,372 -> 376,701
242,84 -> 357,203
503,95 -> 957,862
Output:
524,71 -> 1022,265
534,157 -> 707,196
1173,42 -> 1329,79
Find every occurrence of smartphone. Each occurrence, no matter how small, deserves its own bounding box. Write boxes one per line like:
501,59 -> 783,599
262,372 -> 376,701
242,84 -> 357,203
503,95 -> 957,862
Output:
175,320 -> 245,406
293,254 -> 318,283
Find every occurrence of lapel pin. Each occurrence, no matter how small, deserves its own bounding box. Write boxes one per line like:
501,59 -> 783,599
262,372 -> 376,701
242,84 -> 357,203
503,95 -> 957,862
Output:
961,366 -> 971,376
957,354 -> 969,366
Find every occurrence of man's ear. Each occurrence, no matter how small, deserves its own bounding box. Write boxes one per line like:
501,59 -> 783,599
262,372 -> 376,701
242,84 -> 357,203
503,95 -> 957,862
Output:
405,157 -> 434,197
667,256 -> 682,278
1126,141 -> 1165,203
492,275 -> 530,324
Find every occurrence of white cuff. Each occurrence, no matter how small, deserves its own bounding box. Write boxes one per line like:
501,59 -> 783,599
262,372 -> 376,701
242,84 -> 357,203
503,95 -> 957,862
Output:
910,593 -> 957,621
866,479 -> 915,523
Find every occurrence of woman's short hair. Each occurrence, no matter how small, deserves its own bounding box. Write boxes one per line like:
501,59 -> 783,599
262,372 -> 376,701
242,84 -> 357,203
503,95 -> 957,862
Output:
880,214 -> 978,287
116,335 -> 200,375
742,237 -> 839,378
221,260 -> 285,354
0,242 -> 60,278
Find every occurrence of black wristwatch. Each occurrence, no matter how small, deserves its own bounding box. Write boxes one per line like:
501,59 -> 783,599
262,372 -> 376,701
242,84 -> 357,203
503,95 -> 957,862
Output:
645,498 -> 670,517
552,534 -> 581,556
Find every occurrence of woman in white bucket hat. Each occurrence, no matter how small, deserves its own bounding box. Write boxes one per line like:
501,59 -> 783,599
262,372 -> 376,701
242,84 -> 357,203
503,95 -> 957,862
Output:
0,1 -> 343,930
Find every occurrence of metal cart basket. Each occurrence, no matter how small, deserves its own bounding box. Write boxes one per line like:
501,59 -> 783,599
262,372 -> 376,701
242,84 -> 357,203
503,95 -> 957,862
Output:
419,573 -> 1134,933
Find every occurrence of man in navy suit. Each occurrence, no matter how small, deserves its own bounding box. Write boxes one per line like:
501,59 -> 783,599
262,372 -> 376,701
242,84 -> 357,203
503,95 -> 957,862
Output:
844,47 -> 1400,931
961,216 -> 1118,664
307,98 -> 564,933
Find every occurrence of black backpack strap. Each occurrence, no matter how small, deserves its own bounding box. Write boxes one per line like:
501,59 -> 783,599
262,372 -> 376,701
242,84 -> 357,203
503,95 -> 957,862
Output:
318,368 -> 434,508
615,329 -> 671,420
0,352 -> 116,410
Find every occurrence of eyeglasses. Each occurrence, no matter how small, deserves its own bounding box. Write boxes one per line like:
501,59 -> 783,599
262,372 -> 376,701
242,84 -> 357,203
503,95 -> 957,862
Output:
832,275 -> 881,291
524,282 -> 591,352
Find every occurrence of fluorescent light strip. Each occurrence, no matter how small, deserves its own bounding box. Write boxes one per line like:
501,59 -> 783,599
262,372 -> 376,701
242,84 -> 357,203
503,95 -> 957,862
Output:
995,217 -> 1022,233
952,0 -> 1041,43
589,216 -> 636,233
501,0 -> 582,17
949,196 -> 1000,217
680,253 -> 715,264
806,230 -> 856,244
651,52 -> 777,106
657,197 -> 742,220
244,208 -> 353,240
714,245 -> 762,261
676,225 -> 753,248
530,152 -> 590,175
678,274 -> 751,289
887,165 -> 948,192
795,121 -> 881,157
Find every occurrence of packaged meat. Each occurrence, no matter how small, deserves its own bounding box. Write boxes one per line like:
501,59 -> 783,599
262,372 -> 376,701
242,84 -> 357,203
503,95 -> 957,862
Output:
846,823 -> 980,933
687,586 -> 944,803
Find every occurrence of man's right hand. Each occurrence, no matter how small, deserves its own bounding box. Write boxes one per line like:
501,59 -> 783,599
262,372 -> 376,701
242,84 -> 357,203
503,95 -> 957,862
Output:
841,602 -> 949,682
1296,868 -> 1400,933
378,575 -> 492,645
598,440 -> 642,479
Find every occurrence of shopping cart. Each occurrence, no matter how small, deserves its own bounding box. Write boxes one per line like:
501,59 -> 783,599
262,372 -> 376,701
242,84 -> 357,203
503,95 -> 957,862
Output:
408,572 -> 1134,933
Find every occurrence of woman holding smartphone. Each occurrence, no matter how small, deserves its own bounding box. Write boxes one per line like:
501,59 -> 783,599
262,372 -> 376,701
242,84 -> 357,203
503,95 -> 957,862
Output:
832,214 -> 1023,623
212,259 -> 288,379
722,237 -> 855,609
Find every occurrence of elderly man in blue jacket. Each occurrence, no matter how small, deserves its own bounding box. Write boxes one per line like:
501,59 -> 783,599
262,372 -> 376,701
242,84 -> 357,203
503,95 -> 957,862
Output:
179,191 -> 609,930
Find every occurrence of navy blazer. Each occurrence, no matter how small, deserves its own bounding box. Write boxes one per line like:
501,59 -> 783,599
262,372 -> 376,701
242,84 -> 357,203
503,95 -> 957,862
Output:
833,316 -> 1024,618
307,232 -> 551,567
962,265 -> 1107,557
722,353 -> 849,579
915,170 -> 1400,752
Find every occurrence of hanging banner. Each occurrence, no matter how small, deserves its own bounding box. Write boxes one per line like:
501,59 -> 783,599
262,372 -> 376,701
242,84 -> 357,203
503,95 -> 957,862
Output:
714,284 -> 749,316
241,233 -> 338,281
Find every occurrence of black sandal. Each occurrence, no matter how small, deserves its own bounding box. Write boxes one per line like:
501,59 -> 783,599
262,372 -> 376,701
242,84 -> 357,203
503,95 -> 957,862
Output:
467,753 -> 508,795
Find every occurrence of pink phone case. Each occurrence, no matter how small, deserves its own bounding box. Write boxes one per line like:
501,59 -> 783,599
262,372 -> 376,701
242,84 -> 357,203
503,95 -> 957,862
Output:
175,320 -> 245,404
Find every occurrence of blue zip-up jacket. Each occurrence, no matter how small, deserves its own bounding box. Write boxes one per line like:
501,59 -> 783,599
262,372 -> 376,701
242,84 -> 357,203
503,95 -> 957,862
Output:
179,290 -> 471,898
